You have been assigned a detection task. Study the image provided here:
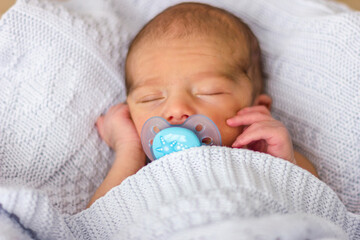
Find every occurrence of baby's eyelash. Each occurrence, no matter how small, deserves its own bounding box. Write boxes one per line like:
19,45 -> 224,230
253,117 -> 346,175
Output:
138,96 -> 164,103
197,91 -> 228,96
204,92 -> 225,95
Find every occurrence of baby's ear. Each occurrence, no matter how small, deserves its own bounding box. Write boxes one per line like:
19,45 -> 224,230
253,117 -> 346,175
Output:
253,94 -> 272,110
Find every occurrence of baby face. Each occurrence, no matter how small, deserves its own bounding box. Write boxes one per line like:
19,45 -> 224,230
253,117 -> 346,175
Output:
126,37 -> 254,147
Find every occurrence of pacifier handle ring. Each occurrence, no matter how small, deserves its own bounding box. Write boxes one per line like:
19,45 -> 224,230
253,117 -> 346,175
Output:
140,117 -> 170,161
182,115 -> 222,146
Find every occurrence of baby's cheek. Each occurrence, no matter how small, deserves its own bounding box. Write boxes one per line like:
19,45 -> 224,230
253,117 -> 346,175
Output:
130,113 -> 146,136
218,123 -> 243,147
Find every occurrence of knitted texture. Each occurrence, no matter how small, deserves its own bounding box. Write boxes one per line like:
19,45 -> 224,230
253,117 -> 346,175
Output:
0,186 -> 74,239
1,147 -> 358,239
70,147 -> 356,240
0,0 -> 359,220
0,0 -> 129,214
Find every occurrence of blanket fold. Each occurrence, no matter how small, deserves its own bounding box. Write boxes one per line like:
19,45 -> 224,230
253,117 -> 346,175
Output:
1,147 -> 358,239
65,147 -> 358,239
0,147 -> 360,239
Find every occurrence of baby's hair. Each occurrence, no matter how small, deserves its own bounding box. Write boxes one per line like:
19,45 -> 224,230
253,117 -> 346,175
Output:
125,2 -> 264,97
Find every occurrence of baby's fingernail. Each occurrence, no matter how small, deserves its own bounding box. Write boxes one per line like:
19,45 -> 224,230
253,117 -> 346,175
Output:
232,139 -> 241,146
232,143 -> 243,148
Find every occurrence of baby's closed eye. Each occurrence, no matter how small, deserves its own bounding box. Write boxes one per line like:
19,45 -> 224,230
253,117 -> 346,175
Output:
195,87 -> 231,96
197,91 -> 227,96
137,94 -> 164,103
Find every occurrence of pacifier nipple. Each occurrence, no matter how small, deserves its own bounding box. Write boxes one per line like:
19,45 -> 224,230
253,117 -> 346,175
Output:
141,115 -> 222,161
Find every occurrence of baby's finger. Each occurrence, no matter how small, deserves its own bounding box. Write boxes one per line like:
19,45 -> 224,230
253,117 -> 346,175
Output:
237,105 -> 271,116
231,140 -> 246,148
232,121 -> 278,147
227,111 -> 272,127
247,139 -> 268,153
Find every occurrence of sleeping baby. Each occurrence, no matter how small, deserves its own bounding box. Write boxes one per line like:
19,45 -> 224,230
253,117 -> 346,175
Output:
87,2 -> 318,207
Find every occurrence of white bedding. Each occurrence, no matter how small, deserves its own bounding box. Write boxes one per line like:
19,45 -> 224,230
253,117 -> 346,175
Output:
1,147 -> 357,239
0,0 -> 360,238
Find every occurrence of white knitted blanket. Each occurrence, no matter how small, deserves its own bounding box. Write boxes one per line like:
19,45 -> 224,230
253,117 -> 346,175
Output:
1,147 -> 358,239
0,0 -> 360,239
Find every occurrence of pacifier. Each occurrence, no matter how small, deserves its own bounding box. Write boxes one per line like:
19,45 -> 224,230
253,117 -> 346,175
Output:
141,115 -> 222,161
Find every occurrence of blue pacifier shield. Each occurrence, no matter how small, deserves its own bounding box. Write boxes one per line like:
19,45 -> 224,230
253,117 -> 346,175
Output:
152,127 -> 201,159
141,114 -> 222,161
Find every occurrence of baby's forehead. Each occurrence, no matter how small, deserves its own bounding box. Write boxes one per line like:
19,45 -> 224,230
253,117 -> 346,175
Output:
126,3 -> 257,92
126,35 -> 251,93
128,3 -> 253,54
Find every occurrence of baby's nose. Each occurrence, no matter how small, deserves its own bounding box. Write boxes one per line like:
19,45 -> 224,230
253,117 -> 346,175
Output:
167,114 -> 190,125
164,97 -> 195,125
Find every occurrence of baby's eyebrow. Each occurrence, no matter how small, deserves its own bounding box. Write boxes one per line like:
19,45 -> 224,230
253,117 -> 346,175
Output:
190,71 -> 238,83
129,71 -> 240,94
128,77 -> 160,93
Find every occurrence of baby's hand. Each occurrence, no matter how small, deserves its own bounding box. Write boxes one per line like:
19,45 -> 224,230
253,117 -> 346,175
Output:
96,103 -> 142,152
226,106 -> 295,163
88,103 -> 145,207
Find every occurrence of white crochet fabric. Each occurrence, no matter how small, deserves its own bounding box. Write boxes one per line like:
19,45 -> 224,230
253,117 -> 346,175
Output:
0,0 -> 127,214
0,0 -> 359,237
1,147 -> 358,239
